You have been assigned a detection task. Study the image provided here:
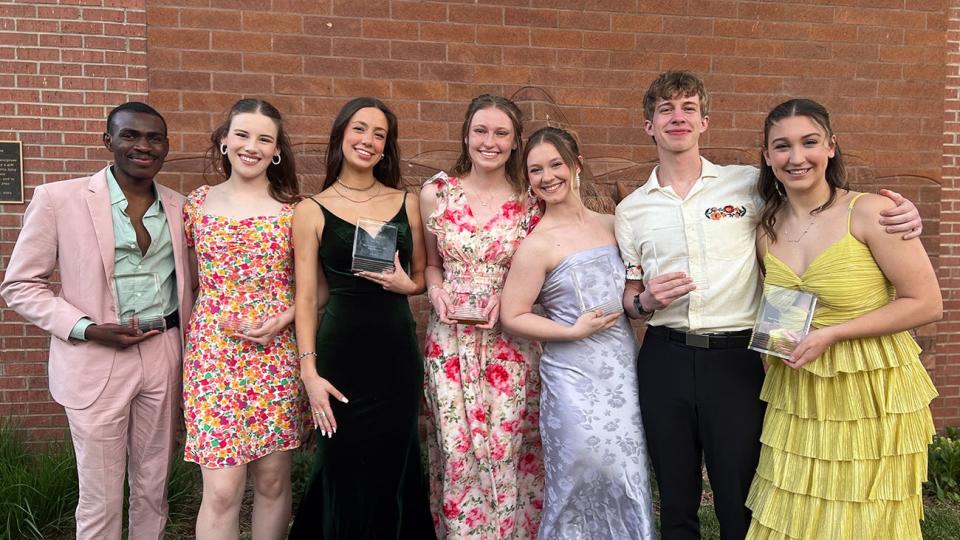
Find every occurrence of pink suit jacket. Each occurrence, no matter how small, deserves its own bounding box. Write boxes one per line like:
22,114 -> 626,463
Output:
1,167 -> 194,410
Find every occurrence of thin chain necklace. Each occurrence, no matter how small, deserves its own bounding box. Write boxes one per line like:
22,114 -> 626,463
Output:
333,181 -> 381,203
783,199 -> 830,243
463,179 -> 499,207
336,177 -> 377,191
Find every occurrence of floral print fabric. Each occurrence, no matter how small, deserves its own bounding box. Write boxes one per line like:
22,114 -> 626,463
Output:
182,185 -> 306,468
424,175 -> 545,539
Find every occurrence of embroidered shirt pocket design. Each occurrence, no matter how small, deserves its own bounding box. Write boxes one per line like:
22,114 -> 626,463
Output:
704,205 -> 747,220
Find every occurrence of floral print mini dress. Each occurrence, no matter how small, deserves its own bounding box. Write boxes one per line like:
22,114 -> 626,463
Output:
182,185 -> 306,468
423,175 -> 545,539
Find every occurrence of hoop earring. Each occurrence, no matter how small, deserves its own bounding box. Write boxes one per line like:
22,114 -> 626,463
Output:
272,154 -> 281,165
219,144 -> 228,155
774,181 -> 785,199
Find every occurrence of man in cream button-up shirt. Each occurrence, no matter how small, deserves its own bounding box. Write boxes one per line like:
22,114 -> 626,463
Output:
616,156 -> 763,333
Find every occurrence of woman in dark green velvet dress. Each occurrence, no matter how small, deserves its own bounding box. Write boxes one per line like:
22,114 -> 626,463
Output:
289,97 -> 435,539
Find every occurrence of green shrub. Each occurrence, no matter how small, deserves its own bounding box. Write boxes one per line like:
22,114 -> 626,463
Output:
926,427 -> 960,504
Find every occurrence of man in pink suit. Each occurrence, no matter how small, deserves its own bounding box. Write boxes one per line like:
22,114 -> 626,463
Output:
1,102 -> 193,540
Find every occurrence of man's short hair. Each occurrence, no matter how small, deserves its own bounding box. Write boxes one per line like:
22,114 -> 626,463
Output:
106,102 -> 167,135
642,70 -> 710,121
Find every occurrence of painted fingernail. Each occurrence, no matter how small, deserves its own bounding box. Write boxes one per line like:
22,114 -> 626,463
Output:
320,430 -> 326,436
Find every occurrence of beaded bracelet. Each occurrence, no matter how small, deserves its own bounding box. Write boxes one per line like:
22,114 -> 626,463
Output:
298,351 -> 317,360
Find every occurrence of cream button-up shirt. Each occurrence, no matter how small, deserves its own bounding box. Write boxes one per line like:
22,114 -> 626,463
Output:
614,157 -> 764,333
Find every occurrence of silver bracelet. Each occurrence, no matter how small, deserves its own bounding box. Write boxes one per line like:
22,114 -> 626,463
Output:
298,351 -> 317,360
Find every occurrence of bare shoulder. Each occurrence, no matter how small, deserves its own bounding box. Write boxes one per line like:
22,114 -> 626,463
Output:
294,195 -> 323,219
852,192 -> 894,224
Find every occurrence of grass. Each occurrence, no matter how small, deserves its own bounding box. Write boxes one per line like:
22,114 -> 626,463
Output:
1,424 -> 957,539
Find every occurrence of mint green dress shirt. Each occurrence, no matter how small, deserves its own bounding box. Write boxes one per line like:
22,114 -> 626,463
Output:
70,167 -> 178,340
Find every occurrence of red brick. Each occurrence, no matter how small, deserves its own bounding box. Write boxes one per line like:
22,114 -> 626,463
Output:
241,13 -> 302,33
477,25 -> 529,46
420,23 -> 476,44
362,19 -> 419,40
179,9 -> 242,31
305,56 -> 362,78
390,41 -> 446,62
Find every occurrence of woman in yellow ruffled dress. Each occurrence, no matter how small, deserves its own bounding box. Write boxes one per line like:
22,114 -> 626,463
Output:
747,98 -> 942,539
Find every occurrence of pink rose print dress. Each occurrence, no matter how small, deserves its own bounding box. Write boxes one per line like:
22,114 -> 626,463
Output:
424,175 -> 545,539
182,185 -> 306,468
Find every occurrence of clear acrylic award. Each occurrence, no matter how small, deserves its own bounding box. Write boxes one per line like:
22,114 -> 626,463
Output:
651,225 -> 709,290
748,285 -> 818,359
569,255 -> 623,316
351,218 -> 398,273
447,275 -> 496,325
113,272 -> 166,332
219,276 -> 263,336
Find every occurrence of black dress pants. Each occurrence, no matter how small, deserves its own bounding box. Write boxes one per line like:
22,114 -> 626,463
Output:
637,327 -> 766,540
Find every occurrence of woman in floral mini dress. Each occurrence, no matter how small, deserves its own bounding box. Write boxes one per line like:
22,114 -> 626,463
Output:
182,99 -> 305,540
420,94 -> 545,539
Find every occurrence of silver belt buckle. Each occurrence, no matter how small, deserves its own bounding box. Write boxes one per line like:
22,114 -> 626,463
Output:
685,333 -> 710,348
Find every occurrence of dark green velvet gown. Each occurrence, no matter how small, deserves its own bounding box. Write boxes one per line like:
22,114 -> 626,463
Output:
289,197 -> 435,539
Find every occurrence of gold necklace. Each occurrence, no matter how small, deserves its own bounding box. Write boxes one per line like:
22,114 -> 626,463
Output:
783,199 -> 830,243
336,177 -> 377,191
333,181 -> 381,203
784,216 -> 818,243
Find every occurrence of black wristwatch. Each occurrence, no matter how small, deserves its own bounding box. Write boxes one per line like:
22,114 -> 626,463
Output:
633,293 -> 653,318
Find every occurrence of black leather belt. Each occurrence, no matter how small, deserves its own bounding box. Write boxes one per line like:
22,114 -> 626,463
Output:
163,310 -> 180,330
646,326 -> 751,349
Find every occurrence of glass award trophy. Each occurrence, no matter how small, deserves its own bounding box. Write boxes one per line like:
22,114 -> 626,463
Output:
447,275 -> 496,325
113,272 -> 166,332
219,276 -> 262,336
351,218 -> 398,273
569,255 -> 623,316
748,284 -> 818,359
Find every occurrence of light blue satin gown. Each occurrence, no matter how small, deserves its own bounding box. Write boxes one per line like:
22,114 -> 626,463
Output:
536,245 -> 655,540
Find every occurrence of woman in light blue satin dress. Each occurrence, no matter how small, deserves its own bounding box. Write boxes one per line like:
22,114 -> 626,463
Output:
501,127 -> 655,540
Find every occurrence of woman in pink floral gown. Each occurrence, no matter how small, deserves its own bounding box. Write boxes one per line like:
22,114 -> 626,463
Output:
419,94 -> 544,539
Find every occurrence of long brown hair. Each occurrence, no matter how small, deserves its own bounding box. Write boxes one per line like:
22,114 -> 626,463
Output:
758,98 -> 847,242
208,98 -> 300,204
322,97 -> 401,190
452,94 -> 526,194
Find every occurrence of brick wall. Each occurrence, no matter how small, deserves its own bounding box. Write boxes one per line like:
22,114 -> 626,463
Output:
0,0 -> 149,440
939,2 -> 960,428
1,0 -> 957,440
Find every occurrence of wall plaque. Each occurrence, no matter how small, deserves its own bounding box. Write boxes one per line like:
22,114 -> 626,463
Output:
0,141 -> 23,203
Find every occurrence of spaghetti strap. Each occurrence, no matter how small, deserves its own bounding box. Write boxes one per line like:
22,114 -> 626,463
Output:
847,192 -> 868,232
307,196 -> 323,210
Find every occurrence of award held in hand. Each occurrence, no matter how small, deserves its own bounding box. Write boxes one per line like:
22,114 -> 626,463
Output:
219,276 -> 263,337
351,217 -> 398,273
748,284 -> 818,359
570,255 -> 623,316
114,272 -> 166,332
447,275 -> 496,325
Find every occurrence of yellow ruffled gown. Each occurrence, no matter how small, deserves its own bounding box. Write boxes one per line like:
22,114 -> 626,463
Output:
746,197 -> 938,540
